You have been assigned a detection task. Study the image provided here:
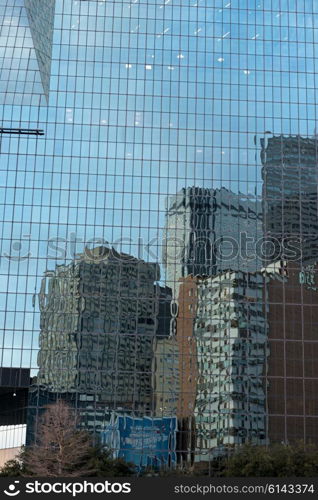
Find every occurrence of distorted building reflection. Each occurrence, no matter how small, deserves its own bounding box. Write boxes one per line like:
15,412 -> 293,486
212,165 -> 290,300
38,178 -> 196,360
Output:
36,246 -> 171,417
193,270 -> 268,462
162,186 -> 268,463
0,0 -> 55,106
266,261 -> 318,444
163,187 -> 263,299
152,336 -> 179,417
261,135 -> 318,265
175,277 -> 198,464
2,0 -> 318,473
152,276 -> 199,464
261,134 -> 318,445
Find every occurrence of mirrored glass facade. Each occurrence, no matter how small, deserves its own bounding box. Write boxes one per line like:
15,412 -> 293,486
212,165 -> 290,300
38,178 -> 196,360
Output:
1,0 -> 318,470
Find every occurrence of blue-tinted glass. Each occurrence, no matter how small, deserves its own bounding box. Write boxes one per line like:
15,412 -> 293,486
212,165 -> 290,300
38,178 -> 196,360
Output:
0,0 -> 318,470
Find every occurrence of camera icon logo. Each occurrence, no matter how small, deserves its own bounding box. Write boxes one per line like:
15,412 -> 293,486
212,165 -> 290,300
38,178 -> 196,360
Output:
4,481 -> 20,496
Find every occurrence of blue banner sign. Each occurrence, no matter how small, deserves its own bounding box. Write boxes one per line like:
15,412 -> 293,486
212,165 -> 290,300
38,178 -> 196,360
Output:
101,415 -> 177,468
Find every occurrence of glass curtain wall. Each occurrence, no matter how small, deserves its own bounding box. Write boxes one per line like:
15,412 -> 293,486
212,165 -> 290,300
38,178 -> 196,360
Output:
0,0 -> 318,469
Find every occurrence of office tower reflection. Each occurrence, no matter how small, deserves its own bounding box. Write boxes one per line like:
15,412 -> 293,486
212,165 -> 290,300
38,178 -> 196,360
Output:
193,270 -> 268,462
0,0 -> 55,106
37,246 -> 162,415
163,187 -> 263,297
175,277 -> 198,462
261,135 -> 318,264
261,134 -> 318,445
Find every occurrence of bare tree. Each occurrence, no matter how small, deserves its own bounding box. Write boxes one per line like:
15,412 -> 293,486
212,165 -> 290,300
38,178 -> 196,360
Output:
24,400 -> 95,477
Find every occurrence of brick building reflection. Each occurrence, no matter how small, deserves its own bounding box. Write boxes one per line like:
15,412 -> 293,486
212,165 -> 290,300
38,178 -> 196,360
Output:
266,261 -> 318,444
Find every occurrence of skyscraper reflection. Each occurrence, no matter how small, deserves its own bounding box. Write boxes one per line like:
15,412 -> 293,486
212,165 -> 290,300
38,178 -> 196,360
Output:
37,246 -> 163,413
